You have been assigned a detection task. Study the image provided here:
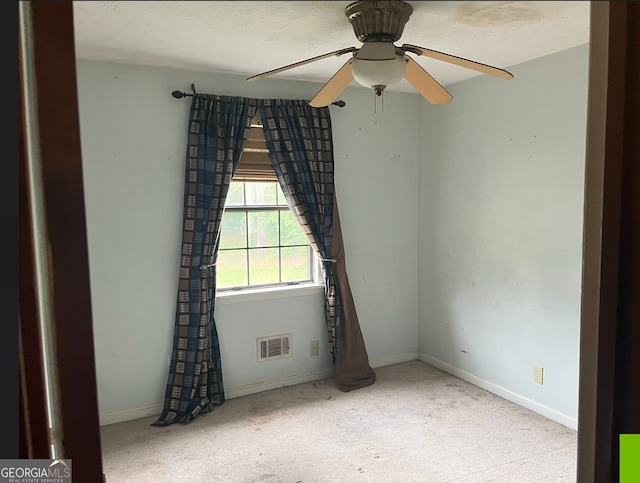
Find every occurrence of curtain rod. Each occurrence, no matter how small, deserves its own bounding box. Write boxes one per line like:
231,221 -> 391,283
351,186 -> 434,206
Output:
171,83 -> 346,107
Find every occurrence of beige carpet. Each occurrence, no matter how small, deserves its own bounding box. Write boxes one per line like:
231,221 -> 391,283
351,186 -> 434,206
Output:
100,361 -> 577,482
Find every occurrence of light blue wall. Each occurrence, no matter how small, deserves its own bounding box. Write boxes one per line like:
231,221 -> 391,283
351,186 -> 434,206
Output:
75,61 -> 420,425
78,43 -> 588,428
417,44 -> 589,425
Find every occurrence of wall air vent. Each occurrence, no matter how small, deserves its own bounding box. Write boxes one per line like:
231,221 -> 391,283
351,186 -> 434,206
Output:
257,334 -> 292,362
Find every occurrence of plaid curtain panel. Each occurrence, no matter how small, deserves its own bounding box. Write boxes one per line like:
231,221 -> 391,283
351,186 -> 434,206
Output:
258,99 -> 340,361
153,95 -> 256,426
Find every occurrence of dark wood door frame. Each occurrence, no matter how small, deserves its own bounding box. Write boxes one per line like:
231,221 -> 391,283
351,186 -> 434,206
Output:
18,2 -> 104,481
577,2 -> 640,482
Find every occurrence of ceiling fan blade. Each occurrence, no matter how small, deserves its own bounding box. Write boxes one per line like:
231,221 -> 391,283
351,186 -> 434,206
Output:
402,44 -> 514,80
309,59 -> 354,107
404,56 -> 452,105
247,47 -> 357,81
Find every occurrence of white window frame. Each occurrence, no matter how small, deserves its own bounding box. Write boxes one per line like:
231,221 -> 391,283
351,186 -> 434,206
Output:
215,180 -> 323,302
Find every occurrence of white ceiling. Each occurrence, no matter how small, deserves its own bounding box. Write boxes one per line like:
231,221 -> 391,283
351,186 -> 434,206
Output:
72,1 -> 590,94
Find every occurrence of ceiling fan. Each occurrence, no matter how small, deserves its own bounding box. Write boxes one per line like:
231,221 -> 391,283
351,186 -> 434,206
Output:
247,0 -> 514,107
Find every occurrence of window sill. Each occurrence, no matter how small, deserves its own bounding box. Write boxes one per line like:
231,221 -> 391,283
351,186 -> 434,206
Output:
215,283 -> 324,305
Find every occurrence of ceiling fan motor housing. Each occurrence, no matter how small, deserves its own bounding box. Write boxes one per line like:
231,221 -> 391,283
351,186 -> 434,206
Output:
345,0 -> 413,43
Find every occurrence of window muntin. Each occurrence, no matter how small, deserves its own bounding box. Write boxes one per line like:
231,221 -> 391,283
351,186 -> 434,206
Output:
217,181 -> 316,290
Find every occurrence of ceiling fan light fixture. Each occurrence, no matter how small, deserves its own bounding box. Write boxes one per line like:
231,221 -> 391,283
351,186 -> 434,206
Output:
351,55 -> 407,91
249,0 -> 514,107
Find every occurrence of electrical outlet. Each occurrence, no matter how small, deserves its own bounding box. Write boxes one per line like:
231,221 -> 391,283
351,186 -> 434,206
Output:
533,366 -> 544,385
310,340 -> 319,356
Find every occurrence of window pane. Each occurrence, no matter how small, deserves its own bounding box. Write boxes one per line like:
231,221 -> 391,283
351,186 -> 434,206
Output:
219,212 -> 247,249
245,182 -> 277,205
276,183 -> 289,206
280,211 -> 308,246
225,181 -> 245,206
216,249 -> 248,288
248,211 -> 279,247
281,247 -> 310,282
216,180 -> 317,291
249,248 -> 279,285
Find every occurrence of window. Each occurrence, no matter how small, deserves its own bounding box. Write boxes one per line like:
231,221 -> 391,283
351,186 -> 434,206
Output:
216,181 -> 318,290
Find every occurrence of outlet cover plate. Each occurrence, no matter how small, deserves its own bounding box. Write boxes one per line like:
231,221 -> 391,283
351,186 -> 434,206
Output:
310,340 -> 319,356
533,366 -> 544,385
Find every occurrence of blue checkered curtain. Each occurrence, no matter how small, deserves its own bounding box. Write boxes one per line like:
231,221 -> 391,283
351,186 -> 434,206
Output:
153,95 -> 257,426
258,99 -> 375,391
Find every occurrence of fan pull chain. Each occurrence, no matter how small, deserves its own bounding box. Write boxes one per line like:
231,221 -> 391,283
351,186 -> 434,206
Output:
372,90 -> 385,114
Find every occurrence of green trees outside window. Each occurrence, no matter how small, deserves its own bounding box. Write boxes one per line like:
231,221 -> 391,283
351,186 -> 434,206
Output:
217,181 -> 315,289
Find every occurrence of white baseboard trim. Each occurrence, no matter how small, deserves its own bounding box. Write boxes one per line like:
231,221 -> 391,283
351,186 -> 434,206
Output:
105,351 -> 575,429
100,403 -> 163,427
224,367 -> 335,399
225,352 -> 419,401
370,351 -> 419,369
418,353 -> 577,431
99,352 -> 421,426
100,368 -> 336,426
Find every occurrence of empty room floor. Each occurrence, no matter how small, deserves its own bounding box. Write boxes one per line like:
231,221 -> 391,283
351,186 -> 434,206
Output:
100,361 -> 577,482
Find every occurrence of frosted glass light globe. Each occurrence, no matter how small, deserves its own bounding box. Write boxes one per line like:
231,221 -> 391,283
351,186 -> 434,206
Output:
351,55 -> 407,90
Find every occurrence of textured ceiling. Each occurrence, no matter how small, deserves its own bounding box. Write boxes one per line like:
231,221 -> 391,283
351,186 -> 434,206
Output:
72,1 -> 590,94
